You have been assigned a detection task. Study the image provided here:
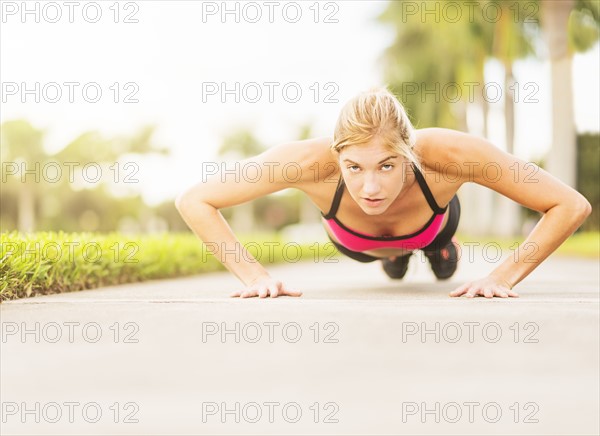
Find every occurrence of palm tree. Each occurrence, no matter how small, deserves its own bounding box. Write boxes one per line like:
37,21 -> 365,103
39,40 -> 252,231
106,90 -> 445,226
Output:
1,120 -> 45,232
540,0 -> 599,188
486,0 -> 537,236
377,2 -> 475,130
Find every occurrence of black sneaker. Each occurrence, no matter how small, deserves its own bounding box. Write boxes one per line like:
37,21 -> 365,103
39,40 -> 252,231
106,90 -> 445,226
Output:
381,253 -> 413,279
423,237 -> 459,280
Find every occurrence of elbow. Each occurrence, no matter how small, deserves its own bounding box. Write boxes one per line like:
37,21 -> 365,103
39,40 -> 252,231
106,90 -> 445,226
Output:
580,198 -> 592,219
174,190 -> 188,213
175,189 -> 205,217
571,194 -> 592,223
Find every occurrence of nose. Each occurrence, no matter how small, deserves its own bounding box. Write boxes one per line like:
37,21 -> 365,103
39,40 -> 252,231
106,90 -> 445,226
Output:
362,173 -> 381,196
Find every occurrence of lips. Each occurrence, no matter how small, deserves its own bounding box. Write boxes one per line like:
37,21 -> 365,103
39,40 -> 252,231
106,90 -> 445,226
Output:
363,198 -> 384,206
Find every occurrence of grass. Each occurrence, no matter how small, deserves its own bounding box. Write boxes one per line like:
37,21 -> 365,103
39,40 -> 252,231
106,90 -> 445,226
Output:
2,231 -> 597,302
551,231 -> 599,258
455,231 -> 599,258
0,231 -> 341,302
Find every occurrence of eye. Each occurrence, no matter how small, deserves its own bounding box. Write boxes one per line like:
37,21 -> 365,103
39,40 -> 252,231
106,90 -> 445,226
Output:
381,163 -> 394,171
347,165 -> 360,172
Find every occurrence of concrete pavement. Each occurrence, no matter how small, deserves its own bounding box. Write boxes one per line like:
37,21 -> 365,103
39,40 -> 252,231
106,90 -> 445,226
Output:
1,249 -> 599,435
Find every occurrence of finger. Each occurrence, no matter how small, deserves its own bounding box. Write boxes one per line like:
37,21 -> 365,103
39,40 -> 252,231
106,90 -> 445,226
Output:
230,290 -> 242,298
464,286 -> 479,298
282,288 -> 303,297
449,282 -> 471,297
257,286 -> 269,298
483,288 -> 494,299
269,282 -> 281,298
497,290 -> 509,298
263,284 -> 277,298
240,288 -> 258,298
507,289 -> 520,298
258,286 -> 271,298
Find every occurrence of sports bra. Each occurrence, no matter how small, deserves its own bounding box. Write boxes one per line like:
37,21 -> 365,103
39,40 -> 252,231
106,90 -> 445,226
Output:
321,163 -> 448,252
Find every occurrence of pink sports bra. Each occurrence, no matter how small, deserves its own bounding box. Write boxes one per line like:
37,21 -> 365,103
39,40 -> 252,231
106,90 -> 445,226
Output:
321,163 -> 448,252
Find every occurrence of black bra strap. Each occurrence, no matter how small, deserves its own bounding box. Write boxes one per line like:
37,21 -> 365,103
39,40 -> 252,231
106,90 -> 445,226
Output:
322,174 -> 345,219
411,163 -> 447,214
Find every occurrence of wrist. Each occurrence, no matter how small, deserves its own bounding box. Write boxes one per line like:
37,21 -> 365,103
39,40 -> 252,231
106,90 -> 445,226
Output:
489,273 -> 513,290
244,272 -> 271,287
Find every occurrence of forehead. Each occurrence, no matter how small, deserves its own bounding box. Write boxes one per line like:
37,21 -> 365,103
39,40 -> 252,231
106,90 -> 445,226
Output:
340,140 -> 396,162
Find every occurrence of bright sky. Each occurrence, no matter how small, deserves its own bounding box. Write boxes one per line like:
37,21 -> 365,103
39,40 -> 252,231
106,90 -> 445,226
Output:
2,0 -> 598,205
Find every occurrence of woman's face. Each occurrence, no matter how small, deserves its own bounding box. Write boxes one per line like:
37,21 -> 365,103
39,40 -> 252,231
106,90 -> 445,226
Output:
338,139 -> 408,215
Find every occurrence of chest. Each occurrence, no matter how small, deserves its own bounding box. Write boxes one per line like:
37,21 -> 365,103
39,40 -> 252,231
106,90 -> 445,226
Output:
303,167 -> 456,237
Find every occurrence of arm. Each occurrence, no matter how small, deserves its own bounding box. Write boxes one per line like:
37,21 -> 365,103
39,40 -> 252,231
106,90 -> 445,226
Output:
175,136 -> 330,296
420,128 -> 592,297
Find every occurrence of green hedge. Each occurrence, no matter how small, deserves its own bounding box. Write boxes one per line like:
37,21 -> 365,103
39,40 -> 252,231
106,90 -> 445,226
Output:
0,231 -> 342,302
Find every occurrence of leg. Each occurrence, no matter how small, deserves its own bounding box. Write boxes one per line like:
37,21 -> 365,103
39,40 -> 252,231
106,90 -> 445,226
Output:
422,195 -> 461,279
381,252 -> 413,279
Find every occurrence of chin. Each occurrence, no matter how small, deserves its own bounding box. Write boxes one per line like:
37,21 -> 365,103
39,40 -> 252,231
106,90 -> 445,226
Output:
361,204 -> 387,215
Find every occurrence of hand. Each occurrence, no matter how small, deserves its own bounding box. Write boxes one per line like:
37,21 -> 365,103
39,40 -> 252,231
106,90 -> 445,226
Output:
230,276 -> 303,299
449,275 -> 519,299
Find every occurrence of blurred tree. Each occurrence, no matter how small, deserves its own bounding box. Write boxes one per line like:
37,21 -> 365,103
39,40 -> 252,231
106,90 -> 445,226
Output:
496,0 -> 599,233
1,119 -> 168,232
488,0 -> 537,154
1,120 -> 45,232
153,199 -> 190,232
540,0 -> 599,188
48,186 -> 150,232
253,194 -> 300,231
576,133 -> 600,231
377,0 -> 536,142
217,129 -> 264,159
376,0 -> 599,236
488,0 -> 537,236
377,1 -> 534,236
216,128 -> 265,233
377,1 -> 494,130
296,123 -> 323,224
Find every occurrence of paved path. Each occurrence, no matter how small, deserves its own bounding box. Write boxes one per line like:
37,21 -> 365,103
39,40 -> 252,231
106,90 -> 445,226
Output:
2,250 -> 599,435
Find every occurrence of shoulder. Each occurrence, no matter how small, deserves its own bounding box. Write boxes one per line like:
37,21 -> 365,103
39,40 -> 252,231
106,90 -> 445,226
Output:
413,127 -> 503,185
415,127 -> 500,168
414,127 -> 531,187
284,135 -> 336,164
282,136 -> 338,181
414,127 -> 472,167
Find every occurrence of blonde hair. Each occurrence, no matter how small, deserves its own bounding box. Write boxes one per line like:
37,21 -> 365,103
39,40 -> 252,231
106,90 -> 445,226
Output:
331,86 -> 420,170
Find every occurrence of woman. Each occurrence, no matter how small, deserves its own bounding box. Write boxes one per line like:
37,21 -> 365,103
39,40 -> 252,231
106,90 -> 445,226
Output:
175,86 -> 591,299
